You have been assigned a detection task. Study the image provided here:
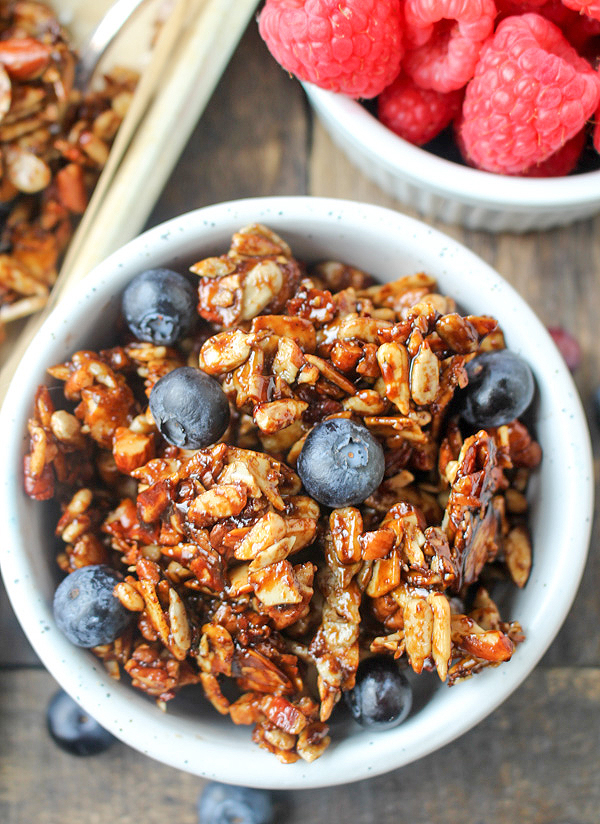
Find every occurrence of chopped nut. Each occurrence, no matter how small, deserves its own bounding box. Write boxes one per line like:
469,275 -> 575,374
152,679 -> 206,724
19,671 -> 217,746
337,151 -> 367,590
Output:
272,337 -> 305,383
337,315 -> 386,343
428,592 -> 451,681
410,340 -> 440,406
330,507 -> 363,564
254,399 -> 308,434
188,484 -> 248,528
231,223 -> 291,258
248,537 -> 297,571
241,260 -> 284,320
250,560 -> 303,605
23,223 -> 540,765
234,511 -> 287,561
252,315 -> 316,352
4,144 -> 50,192
376,341 -> 410,415
114,581 -> 145,612
505,487 -> 528,514
403,596 -> 433,674
199,329 -> 252,374
113,427 -> 154,474
50,409 -> 84,447
359,528 -> 395,561
365,553 -> 401,598
304,354 -> 358,395
504,525 -> 532,588
451,614 -> 514,662
168,588 -> 191,655
342,389 -> 388,415
190,256 -> 236,278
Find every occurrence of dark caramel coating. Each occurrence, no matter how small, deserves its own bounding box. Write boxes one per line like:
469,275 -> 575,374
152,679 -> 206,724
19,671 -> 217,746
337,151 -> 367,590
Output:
23,224 -> 540,763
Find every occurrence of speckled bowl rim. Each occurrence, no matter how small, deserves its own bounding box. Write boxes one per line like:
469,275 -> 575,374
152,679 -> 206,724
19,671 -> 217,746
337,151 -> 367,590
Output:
303,84 -> 600,211
0,196 -> 593,789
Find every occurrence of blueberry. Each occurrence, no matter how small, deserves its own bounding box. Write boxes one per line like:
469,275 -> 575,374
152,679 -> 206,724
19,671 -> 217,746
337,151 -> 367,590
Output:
459,350 -> 535,428
47,689 -> 116,756
149,366 -> 230,449
297,418 -> 385,508
197,782 -> 274,824
122,267 -> 197,344
345,657 -> 412,730
53,565 -> 131,648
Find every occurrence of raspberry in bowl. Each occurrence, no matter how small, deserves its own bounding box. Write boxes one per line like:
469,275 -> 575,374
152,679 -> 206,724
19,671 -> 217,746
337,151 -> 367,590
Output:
0,197 -> 593,788
258,0 -> 600,231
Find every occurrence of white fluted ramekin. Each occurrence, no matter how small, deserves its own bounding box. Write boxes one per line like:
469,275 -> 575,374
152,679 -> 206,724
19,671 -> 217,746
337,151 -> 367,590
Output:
305,84 -> 600,233
0,197 -> 593,787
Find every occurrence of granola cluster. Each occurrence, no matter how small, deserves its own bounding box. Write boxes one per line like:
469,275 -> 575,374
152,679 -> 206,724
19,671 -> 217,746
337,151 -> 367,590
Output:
24,223 -> 541,763
0,0 -> 138,339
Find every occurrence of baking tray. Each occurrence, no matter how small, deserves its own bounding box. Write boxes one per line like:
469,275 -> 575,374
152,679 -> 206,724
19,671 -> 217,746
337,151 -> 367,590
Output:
0,0 -> 258,384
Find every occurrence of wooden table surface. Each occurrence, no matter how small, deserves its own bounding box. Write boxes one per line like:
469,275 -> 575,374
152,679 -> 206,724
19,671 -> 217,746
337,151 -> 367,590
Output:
2,21 -> 600,824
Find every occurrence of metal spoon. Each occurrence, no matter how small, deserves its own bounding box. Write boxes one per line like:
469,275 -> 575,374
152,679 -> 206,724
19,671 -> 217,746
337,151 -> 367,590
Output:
74,0 -> 151,90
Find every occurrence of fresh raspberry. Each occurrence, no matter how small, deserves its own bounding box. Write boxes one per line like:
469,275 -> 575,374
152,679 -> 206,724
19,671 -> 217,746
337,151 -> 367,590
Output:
403,17 -> 436,49
495,0 -> 600,57
521,129 -> 586,176
459,14 -> 600,174
378,72 -> 463,145
402,0 -> 496,92
561,0 -> 600,22
548,3 -> 600,56
457,120 -> 586,175
258,0 -> 404,99
594,97 -> 600,154
455,118 -> 586,175
495,0 -> 548,15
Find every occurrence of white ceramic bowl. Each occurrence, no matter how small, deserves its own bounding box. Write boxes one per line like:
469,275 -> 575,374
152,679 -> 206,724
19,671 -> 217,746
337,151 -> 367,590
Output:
0,197 -> 593,788
305,83 -> 600,233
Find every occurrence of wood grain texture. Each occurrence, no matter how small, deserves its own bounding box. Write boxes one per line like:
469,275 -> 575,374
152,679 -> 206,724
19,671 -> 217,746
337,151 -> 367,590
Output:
146,23 -> 310,227
0,581 -> 37,667
1,666 -> 599,823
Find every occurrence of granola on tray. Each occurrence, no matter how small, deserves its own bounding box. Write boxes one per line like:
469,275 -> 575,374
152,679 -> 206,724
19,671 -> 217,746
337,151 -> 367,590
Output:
24,223 -> 541,763
0,0 -> 138,340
